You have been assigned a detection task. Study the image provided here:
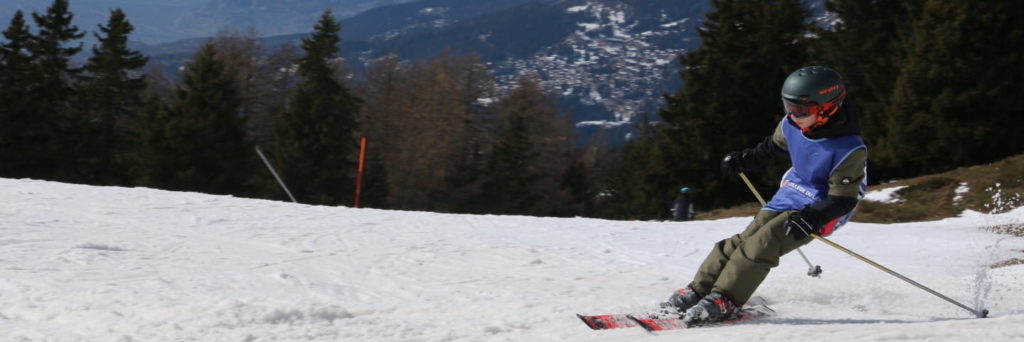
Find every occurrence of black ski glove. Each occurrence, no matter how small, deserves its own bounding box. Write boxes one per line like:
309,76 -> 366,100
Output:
785,208 -> 825,241
721,151 -> 749,174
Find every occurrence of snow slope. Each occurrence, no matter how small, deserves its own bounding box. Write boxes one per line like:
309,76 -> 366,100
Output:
1,178 -> 1023,341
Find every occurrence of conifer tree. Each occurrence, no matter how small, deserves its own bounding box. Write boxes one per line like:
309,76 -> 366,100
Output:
274,9 -> 362,205
478,77 -> 574,215
878,0 -> 1024,176
604,129 -> 673,219
31,0 -> 83,103
359,153 -> 391,209
813,0 -> 922,180
79,9 -> 149,185
649,0 -> 810,211
0,11 -> 38,178
137,44 -> 254,195
560,161 -> 595,216
27,0 -> 85,181
480,111 -> 541,214
134,94 -> 172,183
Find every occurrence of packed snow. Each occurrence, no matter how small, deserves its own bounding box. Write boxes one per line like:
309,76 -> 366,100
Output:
2,178 -> 1024,341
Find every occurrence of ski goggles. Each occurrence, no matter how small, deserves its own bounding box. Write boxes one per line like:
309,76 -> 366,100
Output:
783,90 -> 846,119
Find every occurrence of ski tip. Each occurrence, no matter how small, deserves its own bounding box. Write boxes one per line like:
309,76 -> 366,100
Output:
577,314 -> 599,330
581,313 -> 602,329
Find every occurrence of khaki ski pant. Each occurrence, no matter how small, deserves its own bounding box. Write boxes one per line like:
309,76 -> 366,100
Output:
689,210 -> 812,305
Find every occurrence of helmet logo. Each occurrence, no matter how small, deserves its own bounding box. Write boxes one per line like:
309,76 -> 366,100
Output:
818,84 -> 841,95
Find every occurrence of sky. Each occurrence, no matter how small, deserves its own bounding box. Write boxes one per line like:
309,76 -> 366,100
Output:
1,177 -> 1023,341
0,0 -> 205,44
0,0 -> 415,44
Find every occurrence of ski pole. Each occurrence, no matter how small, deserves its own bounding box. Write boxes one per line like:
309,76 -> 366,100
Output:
739,172 -> 822,277
810,234 -> 988,318
738,174 -> 987,318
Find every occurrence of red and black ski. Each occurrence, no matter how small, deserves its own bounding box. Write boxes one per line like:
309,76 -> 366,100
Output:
576,314 -> 639,330
627,305 -> 774,331
578,297 -> 773,331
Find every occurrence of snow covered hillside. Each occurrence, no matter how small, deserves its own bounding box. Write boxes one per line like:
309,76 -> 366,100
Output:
2,178 -> 1023,341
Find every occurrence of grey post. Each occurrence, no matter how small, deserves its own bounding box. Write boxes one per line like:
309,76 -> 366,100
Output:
255,146 -> 298,203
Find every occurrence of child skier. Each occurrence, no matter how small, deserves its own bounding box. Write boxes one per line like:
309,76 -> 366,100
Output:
667,66 -> 868,325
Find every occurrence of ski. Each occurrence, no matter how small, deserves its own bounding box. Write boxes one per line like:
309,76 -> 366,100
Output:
577,314 -> 640,330
628,304 -> 775,331
578,296 -> 773,331
578,305 -> 686,330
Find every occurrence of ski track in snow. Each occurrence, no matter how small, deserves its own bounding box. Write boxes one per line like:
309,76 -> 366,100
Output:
1,178 -> 1023,341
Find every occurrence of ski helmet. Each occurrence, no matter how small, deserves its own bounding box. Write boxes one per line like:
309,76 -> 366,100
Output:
781,66 -> 846,121
680,187 -> 691,194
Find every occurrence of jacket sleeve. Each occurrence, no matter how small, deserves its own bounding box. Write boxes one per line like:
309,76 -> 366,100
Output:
739,121 -> 789,172
804,148 -> 867,223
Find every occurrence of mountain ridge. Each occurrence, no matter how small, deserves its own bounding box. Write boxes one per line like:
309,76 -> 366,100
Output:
0,0 -> 415,44
138,0 -> 713,144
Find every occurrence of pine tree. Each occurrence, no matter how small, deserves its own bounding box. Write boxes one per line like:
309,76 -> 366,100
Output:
587,112 -> 668,219
478,77 -> 574,215
813,0 -> 922,181
480,111 -> 541,214
607,131 -> 674,219
137,43 -> 254,195
274,9 -> 363,205
878,0 -> 1024,176
0,11 -> 38,178
560,161 -> 595,216
79,9 -> 149,185
359,153 -> 391,209
26,0 -> 85,181
134,94 -> 172,184
31,0 -> 84,103
649,0 -> 811,211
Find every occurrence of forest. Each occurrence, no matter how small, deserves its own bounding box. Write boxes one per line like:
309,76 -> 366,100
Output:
1,0 -> 1021,220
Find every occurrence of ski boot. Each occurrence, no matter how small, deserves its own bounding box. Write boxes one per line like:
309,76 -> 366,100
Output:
681,291 -> 739,325
664,284 -> 703,314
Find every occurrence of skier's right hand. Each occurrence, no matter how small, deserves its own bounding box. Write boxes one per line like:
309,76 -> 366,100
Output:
721,151 -> 747,174
784,210 -> 823,241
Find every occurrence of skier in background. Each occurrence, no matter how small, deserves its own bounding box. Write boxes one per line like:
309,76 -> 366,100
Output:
671,187 -> 696,221
666,66 -> 868,325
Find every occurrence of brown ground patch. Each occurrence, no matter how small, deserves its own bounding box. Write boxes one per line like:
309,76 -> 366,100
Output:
983,225 -> 1024,268
984,224 -> 1024,237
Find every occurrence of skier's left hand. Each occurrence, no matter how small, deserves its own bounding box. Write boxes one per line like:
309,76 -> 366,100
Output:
784,209 -> 823,240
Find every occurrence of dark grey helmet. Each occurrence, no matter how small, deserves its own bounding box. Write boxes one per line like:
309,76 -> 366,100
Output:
781,66 -> 846,117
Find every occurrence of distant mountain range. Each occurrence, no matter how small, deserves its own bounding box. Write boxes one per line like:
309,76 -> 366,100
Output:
132,0 -> 713,144
0,0 -> 415,44
2,0 -> 828,145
